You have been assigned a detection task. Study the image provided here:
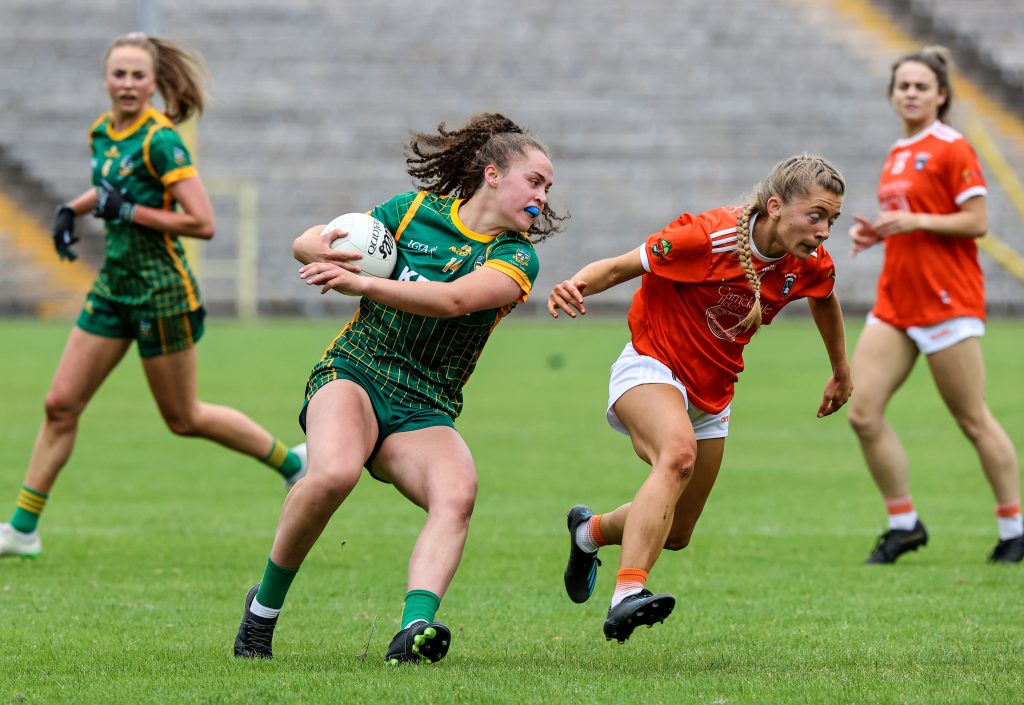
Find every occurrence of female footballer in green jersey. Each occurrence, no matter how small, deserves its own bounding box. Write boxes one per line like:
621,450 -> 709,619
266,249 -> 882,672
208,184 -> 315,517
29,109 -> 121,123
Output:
0,33 -> 305,560
233,112 -> 566,665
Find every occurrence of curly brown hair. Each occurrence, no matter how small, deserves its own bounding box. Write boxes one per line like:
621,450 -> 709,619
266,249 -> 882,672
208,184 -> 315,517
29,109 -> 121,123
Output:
405,112 -> 568,241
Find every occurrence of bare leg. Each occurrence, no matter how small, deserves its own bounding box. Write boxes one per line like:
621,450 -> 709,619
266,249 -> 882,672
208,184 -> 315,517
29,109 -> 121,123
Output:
927,338 -> 1020,505
373,426 -> 478,597
24,328 -> 131,492
847,321 -> 919,499
591,437 -> 726,550
142,346 -> 278,458
268,380 -> 375,568
610,384 -> 697,573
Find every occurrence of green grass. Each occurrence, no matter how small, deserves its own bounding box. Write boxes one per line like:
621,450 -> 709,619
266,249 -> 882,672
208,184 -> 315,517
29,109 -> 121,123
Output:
0,317 -> 1021,704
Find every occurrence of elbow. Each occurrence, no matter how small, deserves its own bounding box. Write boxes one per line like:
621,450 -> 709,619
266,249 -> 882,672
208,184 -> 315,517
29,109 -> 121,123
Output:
195,223 -> 215,240
434,297 -> 467,318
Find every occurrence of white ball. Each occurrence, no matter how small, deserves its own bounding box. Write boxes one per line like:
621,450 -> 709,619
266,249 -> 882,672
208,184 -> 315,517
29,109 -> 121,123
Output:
322,212 -> 397,279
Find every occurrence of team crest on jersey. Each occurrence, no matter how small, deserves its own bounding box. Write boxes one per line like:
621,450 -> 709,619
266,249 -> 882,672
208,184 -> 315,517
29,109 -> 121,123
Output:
473,254 -> 485,269
173,147 -> 187,165
513,248 -> 531,267
781,273 -> 797,297
117,156 -> 135,177
450,244 -> 473,257
914,152 -> 931,171
650,238 -> 672,259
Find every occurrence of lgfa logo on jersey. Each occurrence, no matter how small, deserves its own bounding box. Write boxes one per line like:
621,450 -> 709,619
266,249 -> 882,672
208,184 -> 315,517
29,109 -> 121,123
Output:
650,238 -> 672,259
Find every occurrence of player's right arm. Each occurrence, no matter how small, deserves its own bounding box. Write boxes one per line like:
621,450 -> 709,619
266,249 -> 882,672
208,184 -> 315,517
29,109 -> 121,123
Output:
547,246 -> 645,319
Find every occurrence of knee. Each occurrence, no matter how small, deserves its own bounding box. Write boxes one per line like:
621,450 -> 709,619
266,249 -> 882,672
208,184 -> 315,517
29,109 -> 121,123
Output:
663,533 -> 691,551
43,391 -> 83,428
846,403 -> 880,437
433,472 -> 478,524
162,411 -> 200,437
952,410 -> 988,444
308,464 -> 361,501
654,444 -> 697,484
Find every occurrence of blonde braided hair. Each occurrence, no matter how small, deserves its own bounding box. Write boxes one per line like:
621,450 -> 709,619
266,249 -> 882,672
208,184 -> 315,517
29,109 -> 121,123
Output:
730,153 -> 846,334
732,203 -> 762,332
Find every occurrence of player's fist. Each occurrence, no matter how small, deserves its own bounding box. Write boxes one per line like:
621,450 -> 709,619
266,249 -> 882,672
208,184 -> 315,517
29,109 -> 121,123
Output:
94,179 -> 136,224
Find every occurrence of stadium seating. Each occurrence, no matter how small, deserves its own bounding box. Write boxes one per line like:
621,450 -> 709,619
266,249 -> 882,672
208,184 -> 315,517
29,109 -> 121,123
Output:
1,0 -> 1022,316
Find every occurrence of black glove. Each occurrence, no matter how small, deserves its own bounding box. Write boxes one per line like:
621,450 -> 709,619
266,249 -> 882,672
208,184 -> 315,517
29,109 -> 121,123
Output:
52,204 -> 78,262
94,179 -> 136,224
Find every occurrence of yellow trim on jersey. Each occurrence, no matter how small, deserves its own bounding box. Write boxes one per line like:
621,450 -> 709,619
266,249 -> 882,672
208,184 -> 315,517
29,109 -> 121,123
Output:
451,199 -> 497,243
484,260 -> 532,303
142,123 -> 162,180
87,112 -> 110,151
106,107 -> 159,141
394,191 -> 428,241
161,165 -> 198,186
162,232 -> 200,310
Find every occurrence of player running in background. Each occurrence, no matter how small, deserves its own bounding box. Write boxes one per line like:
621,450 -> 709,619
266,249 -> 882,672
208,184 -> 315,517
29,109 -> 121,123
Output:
232,112 -> 567,664
549,154 -> 850,642
847,46 -> 1023,564
0,33 -> 306,560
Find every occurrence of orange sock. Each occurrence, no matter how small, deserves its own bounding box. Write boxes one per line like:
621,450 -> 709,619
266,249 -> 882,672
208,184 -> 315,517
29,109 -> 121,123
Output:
587,515 -> 608,548
611,568 -> 648,607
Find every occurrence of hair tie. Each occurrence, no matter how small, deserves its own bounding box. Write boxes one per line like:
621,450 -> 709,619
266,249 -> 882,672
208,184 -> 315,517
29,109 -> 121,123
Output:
505,125 -> 523,135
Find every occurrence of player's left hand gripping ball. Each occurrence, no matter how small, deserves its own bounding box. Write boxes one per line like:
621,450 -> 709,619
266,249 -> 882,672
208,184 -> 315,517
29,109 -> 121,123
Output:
94,179 -> 137,224
52,204 -> 79,261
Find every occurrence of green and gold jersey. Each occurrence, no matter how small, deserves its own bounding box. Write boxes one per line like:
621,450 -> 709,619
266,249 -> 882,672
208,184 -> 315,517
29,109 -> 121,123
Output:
310,191 -> 540,419
88,107 -> 202,316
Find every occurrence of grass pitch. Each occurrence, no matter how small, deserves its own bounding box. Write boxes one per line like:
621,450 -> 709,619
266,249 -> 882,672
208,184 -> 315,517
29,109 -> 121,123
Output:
0,317 -> 1021,704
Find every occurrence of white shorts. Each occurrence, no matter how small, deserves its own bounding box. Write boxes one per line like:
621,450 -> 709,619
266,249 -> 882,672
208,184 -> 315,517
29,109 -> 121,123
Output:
606,343 -> 731,440
866,313 -> 984,356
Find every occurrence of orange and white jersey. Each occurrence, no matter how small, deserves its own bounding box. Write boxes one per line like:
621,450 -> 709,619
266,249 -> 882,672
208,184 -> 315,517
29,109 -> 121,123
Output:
872,120 -> 988,328
629,206 -> 836,414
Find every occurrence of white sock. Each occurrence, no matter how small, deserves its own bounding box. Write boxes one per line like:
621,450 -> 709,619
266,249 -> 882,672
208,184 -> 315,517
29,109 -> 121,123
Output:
998,515 -> 1023,541
574,522 -> 599,554
249,596 -> 280,620
888,511 -> 918,531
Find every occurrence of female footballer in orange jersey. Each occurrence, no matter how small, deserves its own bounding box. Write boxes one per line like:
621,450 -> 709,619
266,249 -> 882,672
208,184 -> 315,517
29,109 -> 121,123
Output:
0,33 -> 305,560
847,46 -> 1022,564
549,154 -> 851,642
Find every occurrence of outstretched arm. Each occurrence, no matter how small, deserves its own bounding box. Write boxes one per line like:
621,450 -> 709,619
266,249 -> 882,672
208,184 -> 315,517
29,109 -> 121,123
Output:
547,246 -> 646,318
807,293 -> 852,418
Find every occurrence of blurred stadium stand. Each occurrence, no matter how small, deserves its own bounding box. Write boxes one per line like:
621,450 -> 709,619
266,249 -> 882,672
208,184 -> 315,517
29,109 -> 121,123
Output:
1,0 -> 1022,318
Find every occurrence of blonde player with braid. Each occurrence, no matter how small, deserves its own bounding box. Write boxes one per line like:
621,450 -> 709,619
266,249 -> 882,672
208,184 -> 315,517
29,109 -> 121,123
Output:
549,154 -> 851,643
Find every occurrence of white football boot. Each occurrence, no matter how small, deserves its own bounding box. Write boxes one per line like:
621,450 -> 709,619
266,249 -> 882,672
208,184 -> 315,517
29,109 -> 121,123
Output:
0,522 -> 42,558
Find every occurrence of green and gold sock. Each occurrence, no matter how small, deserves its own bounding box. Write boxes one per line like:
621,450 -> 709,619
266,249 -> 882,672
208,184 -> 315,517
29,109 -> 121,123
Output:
262,439 -> 302,479
401,589 -> 441,629
10,486 -> 47,534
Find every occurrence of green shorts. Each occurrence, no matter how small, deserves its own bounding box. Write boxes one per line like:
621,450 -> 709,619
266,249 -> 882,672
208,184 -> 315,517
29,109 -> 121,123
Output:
76,292 -> 206,358
300,362 -> 455,479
